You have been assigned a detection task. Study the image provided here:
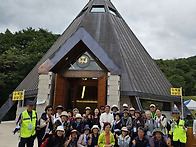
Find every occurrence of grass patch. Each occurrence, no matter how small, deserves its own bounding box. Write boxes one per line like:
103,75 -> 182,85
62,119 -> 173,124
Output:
183,96 -> 196,101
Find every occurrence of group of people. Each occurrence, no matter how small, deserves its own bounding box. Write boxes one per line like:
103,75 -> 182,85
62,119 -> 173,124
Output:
16,101 -> 196,147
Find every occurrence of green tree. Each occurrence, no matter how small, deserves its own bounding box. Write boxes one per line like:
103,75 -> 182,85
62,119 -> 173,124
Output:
0,28 -> 59,108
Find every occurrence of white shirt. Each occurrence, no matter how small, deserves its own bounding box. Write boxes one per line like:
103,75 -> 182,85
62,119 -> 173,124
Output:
54,113 -> 61,123
100,112 -> 114,132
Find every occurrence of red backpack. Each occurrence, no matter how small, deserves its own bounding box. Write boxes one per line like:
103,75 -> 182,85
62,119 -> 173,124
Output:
40,138 -> 49,147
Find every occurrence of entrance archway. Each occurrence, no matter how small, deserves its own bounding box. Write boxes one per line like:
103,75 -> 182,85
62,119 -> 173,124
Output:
53,73 -> 107,112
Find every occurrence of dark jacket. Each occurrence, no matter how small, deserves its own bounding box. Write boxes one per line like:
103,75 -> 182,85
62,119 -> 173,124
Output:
132,117 -> 144,138
121,116 -> 132,133
91,115 -> 101,128
46,134 -> 65,147
133,136 -> 150,147
112,120 -> 122,135
71,120 -> 84,135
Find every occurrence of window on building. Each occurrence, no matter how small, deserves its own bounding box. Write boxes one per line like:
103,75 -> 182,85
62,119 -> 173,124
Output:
91,5 -> 105,13
109,7 -> 117,16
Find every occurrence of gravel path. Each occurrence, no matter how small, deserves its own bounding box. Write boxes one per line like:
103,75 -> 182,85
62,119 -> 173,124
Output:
0,121 -> 38,147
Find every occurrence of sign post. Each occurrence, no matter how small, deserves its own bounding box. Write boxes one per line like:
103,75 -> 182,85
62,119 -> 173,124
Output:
171,87 -> 183,119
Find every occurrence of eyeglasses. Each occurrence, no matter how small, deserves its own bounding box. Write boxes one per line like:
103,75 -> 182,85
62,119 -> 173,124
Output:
47,109 -> 53,111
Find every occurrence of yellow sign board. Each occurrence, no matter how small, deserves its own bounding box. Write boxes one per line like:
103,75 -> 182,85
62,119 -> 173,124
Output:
12,91 -> 24,101
171,88 -> 181,96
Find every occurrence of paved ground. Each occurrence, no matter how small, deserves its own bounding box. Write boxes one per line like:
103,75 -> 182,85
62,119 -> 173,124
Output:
0,121 -> 38,147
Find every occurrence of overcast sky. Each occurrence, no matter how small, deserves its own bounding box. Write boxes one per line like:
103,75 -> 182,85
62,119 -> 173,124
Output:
0,0 -> 195,59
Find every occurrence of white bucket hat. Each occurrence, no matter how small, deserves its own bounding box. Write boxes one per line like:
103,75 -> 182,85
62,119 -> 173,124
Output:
56,126 -> 65,133
91,125 -> 100,131
123,103 -> 128,108
75,113 -> 83,119
60,111 -> 68,117
121,127 -> 128,132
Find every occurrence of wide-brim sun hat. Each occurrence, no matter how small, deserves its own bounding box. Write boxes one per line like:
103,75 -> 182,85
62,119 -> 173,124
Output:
111,105 -> 119,111
56,126 -> 65,133
123,109 -> 129,114
135,110 -> 141,114
153,128 -> 164,136
71,129 -> 78,134
75,113 -> 83,119
60,111 -> 68,117
130,107 -> 135,111
172,109 -> 180,114
84,125 -> 90,130
91,125 -> 100,131
85,107 -> 91,110
121,127 -> 128,132
123,103 -> 128,108
27,101 -> 35,106
55,105 -> 64,110
150,104 -> 156,108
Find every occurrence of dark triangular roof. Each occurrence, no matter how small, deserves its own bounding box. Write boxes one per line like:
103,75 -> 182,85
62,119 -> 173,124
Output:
15,0 -> 179,101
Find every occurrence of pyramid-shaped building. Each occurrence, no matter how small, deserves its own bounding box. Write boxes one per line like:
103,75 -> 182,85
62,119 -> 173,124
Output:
1,0 -> 181,118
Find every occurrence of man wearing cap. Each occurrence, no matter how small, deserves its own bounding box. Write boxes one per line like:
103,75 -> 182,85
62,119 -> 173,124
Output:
119,103 -> 129,117
54,105 -> 64,123
169,109 -> 187,147
17,101 -> 37,147
100,105 -> 114,132
149,104 -> 157,119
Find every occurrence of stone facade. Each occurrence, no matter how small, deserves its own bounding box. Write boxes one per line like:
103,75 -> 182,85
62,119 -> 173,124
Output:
107,72 -> 120,108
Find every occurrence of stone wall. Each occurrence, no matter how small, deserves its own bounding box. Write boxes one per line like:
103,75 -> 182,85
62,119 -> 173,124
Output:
107,73 -> 120,108
36,72 -> 54,117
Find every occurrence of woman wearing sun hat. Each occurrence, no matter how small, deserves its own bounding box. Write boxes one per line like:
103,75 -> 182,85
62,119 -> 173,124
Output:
88,125 -> 100,147
54,111 -> 69,136
149,128 -> 171,147
117,127 -> 131,147
77,125 -> 91,147
64,129 -> 78,147
46,126 -> 66,147
70,113 -> 84,135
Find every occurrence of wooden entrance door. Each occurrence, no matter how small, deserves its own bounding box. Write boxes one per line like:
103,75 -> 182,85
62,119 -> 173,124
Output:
98,74 -> 107,108
53,74 -> 66,110
53,74 -> 107,111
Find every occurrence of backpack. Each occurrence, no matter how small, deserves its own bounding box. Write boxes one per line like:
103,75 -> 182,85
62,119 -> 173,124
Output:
40,138 -> 49,147
40,135 -> 55,147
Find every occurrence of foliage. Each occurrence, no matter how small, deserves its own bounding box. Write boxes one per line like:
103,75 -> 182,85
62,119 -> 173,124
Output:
0,27 -> 195,110
0,28 -> 59,107
155,56 -> 196,96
